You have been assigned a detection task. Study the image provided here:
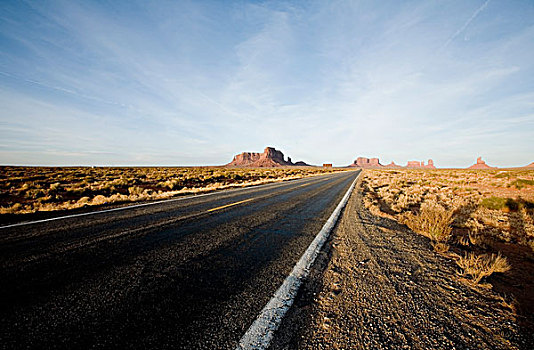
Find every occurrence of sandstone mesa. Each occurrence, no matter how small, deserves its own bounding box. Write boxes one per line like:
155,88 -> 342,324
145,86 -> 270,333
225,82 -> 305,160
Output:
226,148 -> 531,169
226,147 -> 310,167
349,157 -> 436,169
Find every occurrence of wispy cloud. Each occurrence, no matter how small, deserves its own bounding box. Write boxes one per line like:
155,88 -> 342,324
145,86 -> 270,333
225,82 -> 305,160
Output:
1,0 -> 533,167
442,0 -> 491,49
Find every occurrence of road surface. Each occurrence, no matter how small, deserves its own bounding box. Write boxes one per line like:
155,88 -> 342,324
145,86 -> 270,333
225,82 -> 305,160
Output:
0,170 -> 359,349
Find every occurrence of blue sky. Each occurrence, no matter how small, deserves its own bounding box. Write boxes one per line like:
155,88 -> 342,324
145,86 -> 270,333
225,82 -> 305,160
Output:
1,0 -> 533,167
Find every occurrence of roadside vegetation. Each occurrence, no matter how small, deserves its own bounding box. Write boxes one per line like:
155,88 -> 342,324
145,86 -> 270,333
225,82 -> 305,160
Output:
0,166 -> 345,215
361,168 -> 534,288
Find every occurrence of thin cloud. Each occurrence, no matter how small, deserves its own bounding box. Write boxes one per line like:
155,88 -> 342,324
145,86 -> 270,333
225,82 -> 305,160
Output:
442,0 -> 491,49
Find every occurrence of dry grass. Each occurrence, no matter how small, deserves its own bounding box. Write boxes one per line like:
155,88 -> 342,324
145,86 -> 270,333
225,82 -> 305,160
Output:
400,200 -> 453,252
362,168 -> 534,250
456,252 -> 511,284
0,166 -> 347,215
361,167 -> 534,287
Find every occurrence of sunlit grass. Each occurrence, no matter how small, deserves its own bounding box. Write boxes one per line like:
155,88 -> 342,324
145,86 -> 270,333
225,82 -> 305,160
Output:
0,166 -> 348,215
456,252 -> 511,284
361,168 -> 534,289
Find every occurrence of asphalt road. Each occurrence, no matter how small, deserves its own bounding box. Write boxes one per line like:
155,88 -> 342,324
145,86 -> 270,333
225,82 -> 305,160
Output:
0,170 -> 359,349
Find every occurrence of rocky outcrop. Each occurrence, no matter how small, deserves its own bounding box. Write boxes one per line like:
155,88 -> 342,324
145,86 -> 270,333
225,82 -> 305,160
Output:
350,157 -> 436,169
467,157 -> 494,169
524,162 -> 534,168
384,161 -> 402,168
293,161 -> 310,166
227,147 -> 309,167
406,159 -> 436,169
350,157 -> 382,168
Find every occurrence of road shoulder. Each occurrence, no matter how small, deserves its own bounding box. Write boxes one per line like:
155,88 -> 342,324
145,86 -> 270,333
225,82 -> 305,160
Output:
271,176 -> 534,349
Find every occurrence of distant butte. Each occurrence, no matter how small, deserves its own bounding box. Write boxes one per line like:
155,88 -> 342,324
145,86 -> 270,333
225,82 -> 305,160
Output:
406,159 -> 436,169
349,157 -> 382,168
350,157 -> 436,169
226,147 -> 310,167
385,161 -> 402,168
467,157 -> 494,169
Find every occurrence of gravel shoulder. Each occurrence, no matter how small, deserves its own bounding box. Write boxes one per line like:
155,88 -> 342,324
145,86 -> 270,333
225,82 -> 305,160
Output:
272,176 -> 534,349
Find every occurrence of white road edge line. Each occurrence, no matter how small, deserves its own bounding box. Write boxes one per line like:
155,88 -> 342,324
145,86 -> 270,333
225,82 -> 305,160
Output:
0,172 -> 342,230
236,171 -> 360,350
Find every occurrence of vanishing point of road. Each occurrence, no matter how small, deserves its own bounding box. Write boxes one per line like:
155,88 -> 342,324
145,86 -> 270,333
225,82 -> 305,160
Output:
0,170 -> 359,349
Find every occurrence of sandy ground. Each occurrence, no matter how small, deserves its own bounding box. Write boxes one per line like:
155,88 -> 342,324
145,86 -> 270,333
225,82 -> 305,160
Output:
272,178 -> 534,349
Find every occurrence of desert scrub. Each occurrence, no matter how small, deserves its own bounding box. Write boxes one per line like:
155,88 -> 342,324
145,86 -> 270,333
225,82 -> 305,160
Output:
510,179 -> 534,189
456,252 -> 511,284
362,168 -> 534,250
400,200 -> 453,252
0,166 -> 347,215
480,196 -> 524,212
480,196 -> 511,211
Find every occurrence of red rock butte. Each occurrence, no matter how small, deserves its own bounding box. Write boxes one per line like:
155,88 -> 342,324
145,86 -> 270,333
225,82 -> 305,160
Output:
226,147 -> 310,167
350,157 -> 436,169
350,157 -> 382,168
467,157 -> 494,169
406,159 -> 436,169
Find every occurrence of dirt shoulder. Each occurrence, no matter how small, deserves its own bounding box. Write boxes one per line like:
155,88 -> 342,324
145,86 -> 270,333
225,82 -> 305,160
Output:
272,177 -> 534,349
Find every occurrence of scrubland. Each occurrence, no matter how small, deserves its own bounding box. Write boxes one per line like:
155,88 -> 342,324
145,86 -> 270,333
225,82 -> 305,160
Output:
362,168 -> 534,325
362,168 -> 534,253
0,166 -> 343,215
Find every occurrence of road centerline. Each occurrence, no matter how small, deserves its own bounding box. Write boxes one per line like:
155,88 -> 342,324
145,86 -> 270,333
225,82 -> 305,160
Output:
207,198 -> 255,213
0,173 -> 340,230
2,174 -> 343,267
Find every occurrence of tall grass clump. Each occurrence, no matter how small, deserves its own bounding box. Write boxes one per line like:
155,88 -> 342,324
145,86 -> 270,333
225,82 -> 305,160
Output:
401,200 -> 453,252
456,252 -> 511,284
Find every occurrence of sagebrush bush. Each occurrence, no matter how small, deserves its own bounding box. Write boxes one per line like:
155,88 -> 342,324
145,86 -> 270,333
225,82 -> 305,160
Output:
480,196 -> 521,212
511,179 -> 534,189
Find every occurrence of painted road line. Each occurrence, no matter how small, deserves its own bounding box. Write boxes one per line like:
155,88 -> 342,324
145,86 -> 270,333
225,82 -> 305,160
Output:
0,174 -> 337,230
207,198 -> 255,213
236,172 -> 360,350
207,182 -> 310,213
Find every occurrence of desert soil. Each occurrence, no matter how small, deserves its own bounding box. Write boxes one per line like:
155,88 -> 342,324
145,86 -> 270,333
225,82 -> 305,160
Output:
272,178 -> 534,349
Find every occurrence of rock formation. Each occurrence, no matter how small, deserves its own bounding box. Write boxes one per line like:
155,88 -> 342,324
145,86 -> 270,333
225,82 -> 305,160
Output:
406,159 -> 436,169
350,157 -> 382,168
350,157 -> 436,169
524,162 -> 534,168
467,157 -> 494,169
227,147 -> 310,167
293,161 -> 310,166
384,161 -> 402,168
